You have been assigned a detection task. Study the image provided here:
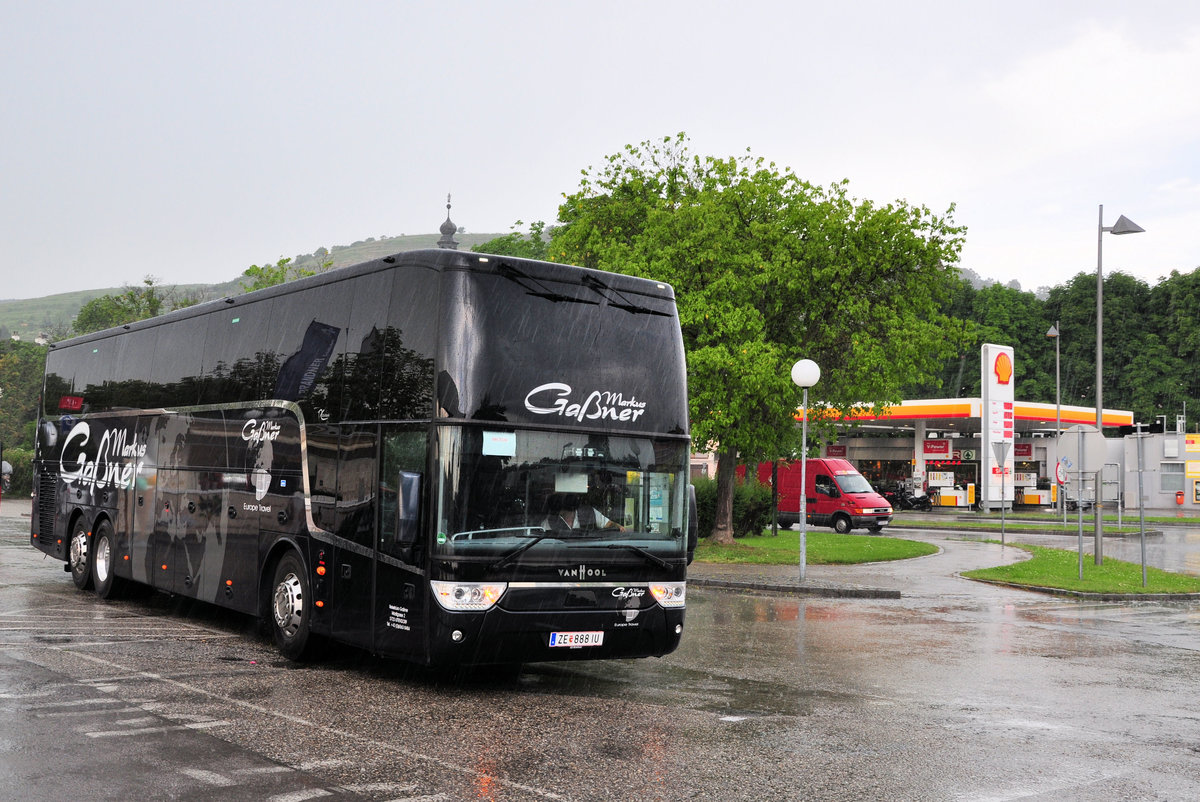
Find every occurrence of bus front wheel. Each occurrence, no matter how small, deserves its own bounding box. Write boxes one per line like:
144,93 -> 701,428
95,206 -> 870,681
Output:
832,515 -> 853,534
69,518 -> 93,591
270,552 -> 316,661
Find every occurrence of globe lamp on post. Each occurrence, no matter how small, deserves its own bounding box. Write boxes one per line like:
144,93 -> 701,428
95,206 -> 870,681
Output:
791,359 -> 821,581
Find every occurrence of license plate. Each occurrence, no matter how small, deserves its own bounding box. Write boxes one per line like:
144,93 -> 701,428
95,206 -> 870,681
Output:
549,630 -> 604,648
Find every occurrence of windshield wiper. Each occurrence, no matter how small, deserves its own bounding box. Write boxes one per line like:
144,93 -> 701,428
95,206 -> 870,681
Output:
604,543 -> 670,570
497,263 -> 600,306
487,531 -> 550,571
580,275 -> 672,317
487,529 -> 605,571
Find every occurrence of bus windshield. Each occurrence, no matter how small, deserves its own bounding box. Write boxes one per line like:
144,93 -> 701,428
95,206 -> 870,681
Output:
434,427 -> 689,564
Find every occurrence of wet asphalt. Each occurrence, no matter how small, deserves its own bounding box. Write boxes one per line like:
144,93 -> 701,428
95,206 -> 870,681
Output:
690,513 -> 1200,601
3,498 -> 1199,801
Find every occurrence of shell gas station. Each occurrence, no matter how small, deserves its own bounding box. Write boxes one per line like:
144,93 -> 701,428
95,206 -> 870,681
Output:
814,344 -> 1137,511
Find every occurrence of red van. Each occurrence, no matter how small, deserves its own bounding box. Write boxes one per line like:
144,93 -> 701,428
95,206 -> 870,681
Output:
755,458 -> 892,533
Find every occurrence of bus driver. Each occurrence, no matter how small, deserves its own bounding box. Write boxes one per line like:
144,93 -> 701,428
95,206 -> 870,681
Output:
541,492 -> 623,532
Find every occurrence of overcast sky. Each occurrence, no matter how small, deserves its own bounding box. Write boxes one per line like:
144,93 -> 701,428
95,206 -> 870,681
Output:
3,1 -> 1198,301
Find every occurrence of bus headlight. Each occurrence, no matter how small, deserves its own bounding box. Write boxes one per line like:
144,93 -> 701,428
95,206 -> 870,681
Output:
431,581 -> 507,611
649,582 -> 686,608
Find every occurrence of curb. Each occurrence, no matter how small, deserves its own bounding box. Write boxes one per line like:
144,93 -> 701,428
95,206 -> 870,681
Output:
889,523 -> 1166,538
688,577 -> 901,599
961,575 -> 1200,602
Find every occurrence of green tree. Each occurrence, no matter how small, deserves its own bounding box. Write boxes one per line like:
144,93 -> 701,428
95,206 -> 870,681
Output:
241,256 -> 314,292
1152,268 -> 1200,429
551,134 -> 965,542
472,220 -> 550,260
0,340 -> 47,450
972,283 -> 1057,402
910,275 -> 982,398
72,276 -> 199,335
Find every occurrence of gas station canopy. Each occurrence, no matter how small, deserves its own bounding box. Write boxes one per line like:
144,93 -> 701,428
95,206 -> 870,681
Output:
835,398 -> 1133,436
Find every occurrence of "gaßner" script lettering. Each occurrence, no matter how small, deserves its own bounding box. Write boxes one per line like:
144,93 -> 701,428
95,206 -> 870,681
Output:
59,422 -> 146,491
524,383 -> 646,423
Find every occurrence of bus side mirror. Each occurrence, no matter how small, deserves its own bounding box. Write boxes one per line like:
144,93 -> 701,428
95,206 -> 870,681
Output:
397,471 -> 421,546
686,484 -> 698,564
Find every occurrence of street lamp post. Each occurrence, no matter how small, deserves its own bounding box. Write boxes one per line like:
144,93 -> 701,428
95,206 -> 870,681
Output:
1046,322 -> 1063,523
791,359 -> 821,582
1095,204 -> 1144,565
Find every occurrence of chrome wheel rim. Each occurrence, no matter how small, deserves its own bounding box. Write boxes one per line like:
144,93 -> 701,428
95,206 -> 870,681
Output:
94,535 -> 111,584
273,573 -> 304,637
69,527 -> 88,572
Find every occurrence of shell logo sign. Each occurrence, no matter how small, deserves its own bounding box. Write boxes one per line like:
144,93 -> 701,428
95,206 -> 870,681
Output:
993,351 -> 1013,385
981,343 -> 1015,508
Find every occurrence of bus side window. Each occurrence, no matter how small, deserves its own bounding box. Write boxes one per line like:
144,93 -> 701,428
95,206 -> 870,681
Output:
307,425 -> 340,533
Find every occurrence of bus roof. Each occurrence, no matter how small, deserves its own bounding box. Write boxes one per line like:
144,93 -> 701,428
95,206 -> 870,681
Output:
51,250 -> 678,349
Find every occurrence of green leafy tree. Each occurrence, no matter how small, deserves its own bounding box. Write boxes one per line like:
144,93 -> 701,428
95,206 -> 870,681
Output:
551,134 -> 965,542
472,220 -> 550,260
1042,271 -> 1158,413
1151,268 -> 1200,427
240,256 -> 324,292
910,275 -> 982,398
973,283 -> 1058,402
72,277 -> 192,335
0,340 -> 47,450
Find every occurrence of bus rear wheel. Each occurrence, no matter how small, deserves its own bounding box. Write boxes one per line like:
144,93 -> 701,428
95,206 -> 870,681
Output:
270,552 -> 317,661
69,519 -> 93,591
92,520 -> 124,600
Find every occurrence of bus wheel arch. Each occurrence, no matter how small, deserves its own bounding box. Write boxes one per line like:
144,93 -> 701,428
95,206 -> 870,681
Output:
68,511 -> 94,591
832,514 -> 853,534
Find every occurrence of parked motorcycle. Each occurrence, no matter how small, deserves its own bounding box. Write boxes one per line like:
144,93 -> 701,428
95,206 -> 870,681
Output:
883,487 -> 933,512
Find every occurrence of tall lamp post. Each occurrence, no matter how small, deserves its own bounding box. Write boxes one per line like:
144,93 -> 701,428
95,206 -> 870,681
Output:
791,359 -> 821,582
1046,322 -> 1063,523
1095,205 -> 1144,564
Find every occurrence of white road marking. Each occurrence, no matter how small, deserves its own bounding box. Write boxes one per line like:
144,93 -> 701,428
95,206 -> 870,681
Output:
296,759 -> 350,771
85,720 -> 231,738
179,767 -> 237,786
266,790 -> 334,802
62,647 -> 569,800
26,697 -> 126,709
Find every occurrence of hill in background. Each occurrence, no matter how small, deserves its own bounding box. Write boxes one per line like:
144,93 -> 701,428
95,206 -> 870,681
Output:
0,232 -> 504,339
1,232 -> 1015,341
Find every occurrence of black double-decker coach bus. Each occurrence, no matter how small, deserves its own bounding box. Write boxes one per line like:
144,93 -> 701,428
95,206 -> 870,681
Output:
31,249 -> 694,666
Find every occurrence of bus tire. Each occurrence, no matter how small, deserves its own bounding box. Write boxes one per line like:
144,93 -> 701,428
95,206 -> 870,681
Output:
270,552 -> 317,661
92,520 -> 124,600
832,515 -> 852,534
69,517 -> 94,591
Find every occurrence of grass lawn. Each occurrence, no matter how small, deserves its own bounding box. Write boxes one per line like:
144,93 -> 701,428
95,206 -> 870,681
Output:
963,543 -> 1200,595
694,529 -> 937,566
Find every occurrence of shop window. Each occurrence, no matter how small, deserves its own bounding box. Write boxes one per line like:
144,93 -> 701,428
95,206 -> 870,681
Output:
1160,463 -> 1184,493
